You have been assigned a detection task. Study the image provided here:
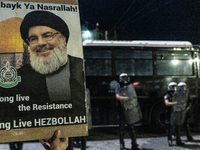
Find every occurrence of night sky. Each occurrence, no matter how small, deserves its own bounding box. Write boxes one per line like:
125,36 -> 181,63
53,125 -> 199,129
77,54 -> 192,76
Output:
78,0 -> 200,44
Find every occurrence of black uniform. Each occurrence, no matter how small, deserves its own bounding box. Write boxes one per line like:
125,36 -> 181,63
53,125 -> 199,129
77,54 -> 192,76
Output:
164,92 -> 173,144
183,97 -> 193,141
115,85 -> 141,150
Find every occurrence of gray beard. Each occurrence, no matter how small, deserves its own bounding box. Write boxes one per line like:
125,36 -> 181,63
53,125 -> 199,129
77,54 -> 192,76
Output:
30,41 -> 68,75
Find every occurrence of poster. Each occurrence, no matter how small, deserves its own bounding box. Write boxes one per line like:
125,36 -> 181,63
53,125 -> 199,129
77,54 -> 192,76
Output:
0,0 -> 88,143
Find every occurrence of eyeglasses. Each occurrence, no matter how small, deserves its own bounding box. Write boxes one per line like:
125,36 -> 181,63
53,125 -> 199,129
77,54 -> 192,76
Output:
26,32 -> 59,44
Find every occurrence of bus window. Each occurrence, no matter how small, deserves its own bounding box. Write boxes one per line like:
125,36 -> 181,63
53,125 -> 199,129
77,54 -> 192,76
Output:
115,50 -> 152,59
85,60 -> 111,76
156,51 -> 193,76
115,50 -> 153,76
84,49 -> 111,59
84,49 -> 112,76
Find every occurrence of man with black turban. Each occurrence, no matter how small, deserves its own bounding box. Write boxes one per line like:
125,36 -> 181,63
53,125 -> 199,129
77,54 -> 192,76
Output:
18,10 -> 85,102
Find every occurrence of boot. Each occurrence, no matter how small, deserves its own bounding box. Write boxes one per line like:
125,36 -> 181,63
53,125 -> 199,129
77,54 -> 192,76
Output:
167,125 -> 173,146
66,138 -> 74,150
176,140 -> 184,146
81,136 -> 87,150
81,147 -> 86,150
168,136 -> 173,147
185,123 -> 194,141
9,143 -> 16,150
120,143 -> 125,150
17,142 -> 23,150
128,125 -> 140,150
175,125 -> 184,146
119,126 -> 125,150
187,135 -> 194,141
131,142 -> 140,150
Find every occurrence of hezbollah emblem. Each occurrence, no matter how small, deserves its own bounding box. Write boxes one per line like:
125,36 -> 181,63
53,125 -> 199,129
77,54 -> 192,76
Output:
0,62 -> 21,88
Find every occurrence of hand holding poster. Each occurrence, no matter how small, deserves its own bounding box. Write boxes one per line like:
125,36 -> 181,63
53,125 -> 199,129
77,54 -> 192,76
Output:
0,0 -> 87,143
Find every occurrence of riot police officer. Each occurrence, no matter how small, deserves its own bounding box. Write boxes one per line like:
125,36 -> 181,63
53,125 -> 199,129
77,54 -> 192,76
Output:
115,73 -> 142,150
178,82 -> 193,141
164,82 -> 185,146
164,82 -> 179,146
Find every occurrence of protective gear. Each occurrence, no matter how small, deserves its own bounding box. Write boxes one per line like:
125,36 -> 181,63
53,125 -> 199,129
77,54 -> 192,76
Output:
119,73 -> 130,86
171,89 -> 188,126
178,82 -> 187,91
170,85 -> 188,146
170,82 -> 187,126
116,77 -> 141,150
118,84 -> 142,124
168,82 -> 177,92
173,89 -> 188,112
178,82 -> 194,141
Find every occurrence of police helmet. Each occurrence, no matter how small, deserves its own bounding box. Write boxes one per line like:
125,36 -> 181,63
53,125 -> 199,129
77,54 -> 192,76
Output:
178,82 -> 187,91
168,82 -> 177,91
119,73 -> 130,85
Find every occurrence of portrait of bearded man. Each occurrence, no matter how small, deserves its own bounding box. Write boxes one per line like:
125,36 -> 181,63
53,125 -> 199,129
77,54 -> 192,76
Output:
17,10 -> 85,103
0,8 -> 87,145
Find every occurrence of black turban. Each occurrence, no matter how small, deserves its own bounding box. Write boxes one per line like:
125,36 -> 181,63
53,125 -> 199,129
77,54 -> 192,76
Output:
20,10 -> 69,45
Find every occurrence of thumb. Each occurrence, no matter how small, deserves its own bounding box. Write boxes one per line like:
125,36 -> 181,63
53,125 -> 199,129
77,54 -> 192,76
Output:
51,130 -> 61,141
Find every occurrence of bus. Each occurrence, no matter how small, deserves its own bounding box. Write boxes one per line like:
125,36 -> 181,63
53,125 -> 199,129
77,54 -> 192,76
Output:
83,40 -> 200,132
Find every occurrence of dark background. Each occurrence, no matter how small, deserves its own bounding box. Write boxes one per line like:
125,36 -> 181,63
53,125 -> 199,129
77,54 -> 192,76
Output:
78,0 -> 200,44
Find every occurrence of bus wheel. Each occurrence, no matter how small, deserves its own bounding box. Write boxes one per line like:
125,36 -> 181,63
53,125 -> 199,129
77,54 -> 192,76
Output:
150,101 -> 166,133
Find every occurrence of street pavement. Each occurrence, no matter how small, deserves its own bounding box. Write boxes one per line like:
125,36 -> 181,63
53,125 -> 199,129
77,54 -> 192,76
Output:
0,127 -> 199,150
0,136 -> 199,150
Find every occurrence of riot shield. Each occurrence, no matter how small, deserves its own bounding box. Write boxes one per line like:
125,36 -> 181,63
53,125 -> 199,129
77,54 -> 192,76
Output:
119,84 -> 142,125
170,90 -> 188,126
